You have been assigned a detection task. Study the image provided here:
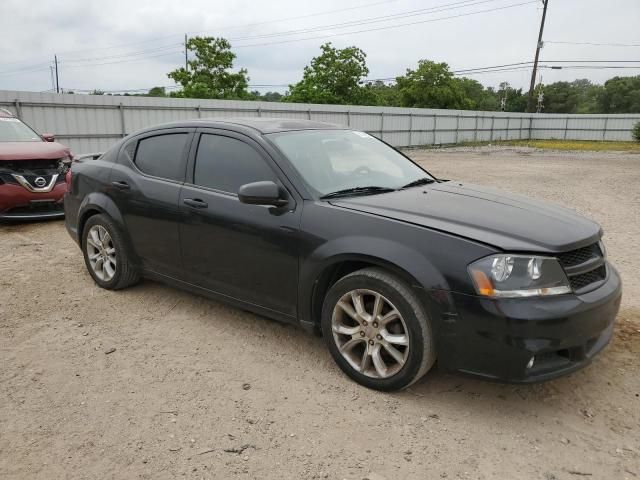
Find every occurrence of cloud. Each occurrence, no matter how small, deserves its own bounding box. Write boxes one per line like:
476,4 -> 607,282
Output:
1,0 -> 639,94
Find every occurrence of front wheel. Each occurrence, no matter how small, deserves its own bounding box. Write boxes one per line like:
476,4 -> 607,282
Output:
321,268 -> 435,391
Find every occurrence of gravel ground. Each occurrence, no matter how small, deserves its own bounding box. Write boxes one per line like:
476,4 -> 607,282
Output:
1,146 -> 639,480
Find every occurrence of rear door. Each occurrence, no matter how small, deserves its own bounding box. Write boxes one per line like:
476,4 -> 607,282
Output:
110,128 -> 194,277
178,129 -> 301,317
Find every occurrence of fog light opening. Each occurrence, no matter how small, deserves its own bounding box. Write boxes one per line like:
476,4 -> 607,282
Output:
526,356 -> 535,369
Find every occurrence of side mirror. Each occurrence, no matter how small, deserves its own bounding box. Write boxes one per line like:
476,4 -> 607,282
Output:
238,181 -> 288,207
42,133 -> 55,142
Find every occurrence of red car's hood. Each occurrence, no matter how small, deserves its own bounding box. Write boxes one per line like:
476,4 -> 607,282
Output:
0,141 -> 71,160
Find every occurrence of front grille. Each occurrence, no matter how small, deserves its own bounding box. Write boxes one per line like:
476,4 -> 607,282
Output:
0,158 -> 62,175
556,243 -> 606,293
569,265 -> 606,291
557,243 -> 601,267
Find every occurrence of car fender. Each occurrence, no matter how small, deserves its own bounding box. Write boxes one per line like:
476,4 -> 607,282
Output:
76,192 -> 138,263
299,235 -> 452,328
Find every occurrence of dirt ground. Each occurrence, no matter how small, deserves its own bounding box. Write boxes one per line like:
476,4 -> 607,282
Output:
1,146 -> 639,480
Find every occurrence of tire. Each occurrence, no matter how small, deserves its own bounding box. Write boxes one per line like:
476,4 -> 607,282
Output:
321,268 -> 435,391
81,213 -> 140,290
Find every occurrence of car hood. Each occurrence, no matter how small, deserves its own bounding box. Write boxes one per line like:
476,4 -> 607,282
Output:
0,141 -> 71,160
330,182 -> 601,252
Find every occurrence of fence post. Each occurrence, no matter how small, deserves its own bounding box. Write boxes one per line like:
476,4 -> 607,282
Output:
380,112 -> 384,141
528,115 -> 534,140
602,117 -> 608,141
347,110 -> 351,127
307,109 -> 312,120
196,105 -> 202,118
408,113 -> 413,146
473,114 -> 478,142
490,116 -> 494,142
13,99 -> 22,119
506,117 -> 510,141
119,103 -> 126,138
454,114 -> 460,144
432,114 -> 437,145
519,117 -> 523,139
257,107 -> 262,117
563,117 -> 569,140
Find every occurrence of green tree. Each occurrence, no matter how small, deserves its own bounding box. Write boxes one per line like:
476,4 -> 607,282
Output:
251,90 -> 284,102
286,43 -> 374,105
455,78 -> 499,111
147,86 -> 167,97
168,36 -> 250,99
364,80 -> 401,106
598,76 -> 640,113
395,60 -> 470,109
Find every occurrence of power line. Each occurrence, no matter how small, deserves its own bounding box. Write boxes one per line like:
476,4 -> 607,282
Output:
62,51 -> 184,69
2,0 -> 535,72
62,44 -> 183,63
10,0 -> 507,69
4,0 -> 401,63
233,0 -> 539,48
546,40 -> 640,47
226,0 -> 503,42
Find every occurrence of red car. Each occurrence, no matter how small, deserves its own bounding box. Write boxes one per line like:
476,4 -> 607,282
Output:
0,108 -> 72,220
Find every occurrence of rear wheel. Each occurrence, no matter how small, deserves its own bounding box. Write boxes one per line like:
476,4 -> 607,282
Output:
321,268 -> 435,391
82,214 -> 139,290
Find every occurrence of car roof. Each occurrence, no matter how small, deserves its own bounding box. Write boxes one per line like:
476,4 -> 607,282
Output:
143,117 -> 348,135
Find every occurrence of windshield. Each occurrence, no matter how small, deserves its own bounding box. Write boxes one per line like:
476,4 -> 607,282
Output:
0,117 -> 42,142
267,130 -> 433,197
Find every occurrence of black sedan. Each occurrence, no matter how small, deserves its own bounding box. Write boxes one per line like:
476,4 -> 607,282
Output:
64,118 -> 622,391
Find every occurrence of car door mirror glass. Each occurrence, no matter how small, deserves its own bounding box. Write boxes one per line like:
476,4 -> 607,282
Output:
238,181 -> 288,207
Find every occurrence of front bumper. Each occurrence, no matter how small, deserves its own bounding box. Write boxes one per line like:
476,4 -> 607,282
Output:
0,183 -> 66,220
438,264 -> 622,382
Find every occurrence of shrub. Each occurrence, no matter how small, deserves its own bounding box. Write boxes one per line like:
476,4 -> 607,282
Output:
633,121 -> 640,142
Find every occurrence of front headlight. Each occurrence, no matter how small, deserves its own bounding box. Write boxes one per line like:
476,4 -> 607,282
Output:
468,254 -> 571,298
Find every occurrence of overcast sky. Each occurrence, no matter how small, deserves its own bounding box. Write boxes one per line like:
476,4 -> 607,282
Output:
0,0 -> 638,95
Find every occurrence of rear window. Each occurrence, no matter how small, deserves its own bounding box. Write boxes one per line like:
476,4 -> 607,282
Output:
134,133 -> 188,181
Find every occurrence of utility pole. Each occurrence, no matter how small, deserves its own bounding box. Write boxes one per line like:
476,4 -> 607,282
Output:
526,0 -> 548,112
54,55 -> 60,93
184,34 -> 188,71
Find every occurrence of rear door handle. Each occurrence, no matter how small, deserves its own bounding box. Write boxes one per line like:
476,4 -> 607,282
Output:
183,198 -> 208,209
111,181 -> 130,190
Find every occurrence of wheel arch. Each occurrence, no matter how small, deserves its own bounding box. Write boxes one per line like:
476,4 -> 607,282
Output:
306,252 -> 440,331
77,192 -> 125,238
76,193 -> 138,265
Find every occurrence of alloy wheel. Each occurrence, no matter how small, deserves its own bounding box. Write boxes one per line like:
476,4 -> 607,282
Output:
331,289 -> 410,378
86,225 -> 117,282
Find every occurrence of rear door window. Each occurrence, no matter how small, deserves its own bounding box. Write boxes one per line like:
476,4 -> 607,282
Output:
193,134 -> 276,194
134,133 -> 188,181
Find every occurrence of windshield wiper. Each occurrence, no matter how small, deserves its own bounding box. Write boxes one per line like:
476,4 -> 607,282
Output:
320,186 -> 396,199
400,177 -> 436,189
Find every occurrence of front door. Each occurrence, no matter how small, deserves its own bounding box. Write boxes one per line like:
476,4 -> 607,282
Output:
178,130 -> 300,317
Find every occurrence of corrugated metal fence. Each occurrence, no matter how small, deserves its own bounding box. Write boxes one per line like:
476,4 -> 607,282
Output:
1,90 -> 638,154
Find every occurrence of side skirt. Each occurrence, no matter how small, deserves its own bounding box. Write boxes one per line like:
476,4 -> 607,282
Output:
142,269 -> 300,327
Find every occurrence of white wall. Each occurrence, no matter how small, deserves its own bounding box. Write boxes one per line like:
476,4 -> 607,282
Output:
1,90 -> 638,154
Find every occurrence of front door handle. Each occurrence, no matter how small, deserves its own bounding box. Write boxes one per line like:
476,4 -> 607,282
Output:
183,198 -> 208,209
111,181 -> 130,190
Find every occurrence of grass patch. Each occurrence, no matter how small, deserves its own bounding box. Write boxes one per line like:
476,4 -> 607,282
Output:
461,139 -> 640,152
